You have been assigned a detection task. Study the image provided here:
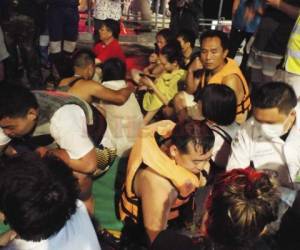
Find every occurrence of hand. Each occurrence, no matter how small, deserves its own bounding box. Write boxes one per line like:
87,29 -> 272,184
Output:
141,76 -> 155,89
36,146 -> 49,158
266,0 -> 281,8
0,230 -> 17,247
46,149 -> 70,165
188,56 -> 203,72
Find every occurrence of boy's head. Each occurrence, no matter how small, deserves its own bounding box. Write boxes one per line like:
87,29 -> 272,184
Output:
0,153 -> 79,241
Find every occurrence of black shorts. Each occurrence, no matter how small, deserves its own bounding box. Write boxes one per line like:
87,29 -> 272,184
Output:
48,6 -> 79,41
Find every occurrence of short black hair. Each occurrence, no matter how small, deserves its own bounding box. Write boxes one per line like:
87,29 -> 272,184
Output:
0,85 -> 38,119
200,30 -> 229,51
171,120 -> 215,154
101,57 -> 126,81
0,153 -> 79,241
177,29 -> 196,48
201,84 -> 237,126
251,81 -> 297,115
160,40 -> 184,68
73,49 -> 95,68
101,19 -> 120,39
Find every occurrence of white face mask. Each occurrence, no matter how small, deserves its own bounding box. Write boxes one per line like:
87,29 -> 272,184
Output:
259,122 -> 285,139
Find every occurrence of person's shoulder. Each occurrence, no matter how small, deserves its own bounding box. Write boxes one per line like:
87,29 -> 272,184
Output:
58,77 -> 75,87
136,167 -> 176,197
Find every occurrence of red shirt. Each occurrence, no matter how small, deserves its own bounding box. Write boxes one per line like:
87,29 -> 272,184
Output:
93,39 -> 126,63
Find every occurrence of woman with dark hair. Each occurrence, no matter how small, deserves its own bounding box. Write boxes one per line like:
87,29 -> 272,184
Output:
141,41 -> 186,124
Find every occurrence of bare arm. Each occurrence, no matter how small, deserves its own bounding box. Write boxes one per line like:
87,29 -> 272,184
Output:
232,0 -> 240,16
143,109 -> 160,125
143,77 -> 169,105
186,57 -> 202,94
222,74 -> 244,107
266,0 -> 300,19
90,82 -> 133,105
135,168 -> 177,243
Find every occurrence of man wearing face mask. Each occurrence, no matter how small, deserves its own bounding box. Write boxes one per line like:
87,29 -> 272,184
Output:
227,81 -> 300,191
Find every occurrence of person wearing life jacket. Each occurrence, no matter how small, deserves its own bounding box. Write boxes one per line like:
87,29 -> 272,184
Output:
119,119 -> 215,247
174,30 -> 251,124
0,84 -> 108,215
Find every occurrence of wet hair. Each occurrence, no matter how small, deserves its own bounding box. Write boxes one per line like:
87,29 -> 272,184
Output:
0,153 -> 79,241
101,19 -> 120,39
0,85 -> 38,119
177,29 -> 196,48
171,120 -> 215,154
201,84 -> 237,126
200,30 -> 229,51
160,40 -> 185,68
251,81 -> 297,115
73,49 -> 95,68
101,57 -> 126,81
207,168 -> 279,249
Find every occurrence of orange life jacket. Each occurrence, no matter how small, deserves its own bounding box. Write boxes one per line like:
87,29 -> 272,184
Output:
200,58 -> 251,124
119,120 -> 205,223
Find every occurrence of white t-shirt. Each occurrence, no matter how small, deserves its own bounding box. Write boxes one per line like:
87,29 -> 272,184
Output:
0,105 -> 94,160
5,200 -> 101,250
100,80 -> 144,156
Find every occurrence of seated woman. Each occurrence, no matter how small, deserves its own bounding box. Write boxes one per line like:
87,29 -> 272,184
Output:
93,18 -> 126,64
151,168 -> 280,250
141,41 -> 186,124
131,28 -> 174,84
98,58 -> 144,157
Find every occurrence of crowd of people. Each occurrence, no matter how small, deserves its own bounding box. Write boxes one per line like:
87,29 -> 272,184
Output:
1,0 -> 300,250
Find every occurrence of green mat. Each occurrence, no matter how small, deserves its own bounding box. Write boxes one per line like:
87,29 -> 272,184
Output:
0,156 -> 127,234
93,156 -> 127,232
